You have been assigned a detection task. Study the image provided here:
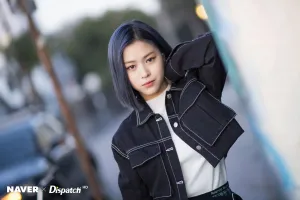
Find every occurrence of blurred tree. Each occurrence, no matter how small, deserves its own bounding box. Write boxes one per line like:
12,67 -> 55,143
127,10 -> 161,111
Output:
3,32 -> 43,107
49,9 -> 156,92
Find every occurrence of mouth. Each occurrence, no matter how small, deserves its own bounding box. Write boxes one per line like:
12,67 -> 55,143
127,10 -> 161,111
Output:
143,80 -> 155,87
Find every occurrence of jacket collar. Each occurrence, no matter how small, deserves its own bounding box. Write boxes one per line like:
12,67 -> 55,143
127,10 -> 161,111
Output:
135,83 -> 183,126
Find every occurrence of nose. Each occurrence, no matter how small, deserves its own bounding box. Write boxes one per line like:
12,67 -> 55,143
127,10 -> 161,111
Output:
139,65 -> 150,79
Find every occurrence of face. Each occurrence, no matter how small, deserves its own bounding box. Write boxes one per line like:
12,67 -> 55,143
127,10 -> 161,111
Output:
123,40 -> 167,101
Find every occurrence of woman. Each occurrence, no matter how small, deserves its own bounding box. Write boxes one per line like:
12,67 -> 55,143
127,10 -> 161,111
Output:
108,20 -> 244,200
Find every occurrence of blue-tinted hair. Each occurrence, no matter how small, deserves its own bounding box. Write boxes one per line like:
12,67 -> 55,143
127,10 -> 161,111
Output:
108,20 -> 172,111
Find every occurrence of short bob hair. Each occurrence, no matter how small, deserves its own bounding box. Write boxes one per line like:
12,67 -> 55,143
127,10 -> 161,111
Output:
108,20 -> 172,111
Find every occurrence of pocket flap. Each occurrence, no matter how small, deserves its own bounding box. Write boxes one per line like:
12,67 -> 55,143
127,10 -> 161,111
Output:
128,144 -> 161,169
179,80 -> 206,116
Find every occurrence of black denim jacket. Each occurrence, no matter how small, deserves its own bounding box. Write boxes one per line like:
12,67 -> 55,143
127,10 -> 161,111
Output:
111,32 -> 244,200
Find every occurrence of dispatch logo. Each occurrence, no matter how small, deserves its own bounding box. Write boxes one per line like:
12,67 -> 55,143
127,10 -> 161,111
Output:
48,185 -> 84,195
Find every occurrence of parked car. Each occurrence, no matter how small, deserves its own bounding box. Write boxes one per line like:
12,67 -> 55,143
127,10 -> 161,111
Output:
0,110 -> 99,200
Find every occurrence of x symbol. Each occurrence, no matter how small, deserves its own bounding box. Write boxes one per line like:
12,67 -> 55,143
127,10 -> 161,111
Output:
42,187 -> 47,192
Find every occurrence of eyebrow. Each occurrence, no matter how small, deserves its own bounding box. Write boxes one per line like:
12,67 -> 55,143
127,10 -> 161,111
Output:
124,51 -> 155,64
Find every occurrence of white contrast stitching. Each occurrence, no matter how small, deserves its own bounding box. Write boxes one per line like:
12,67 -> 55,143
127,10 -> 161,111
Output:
169,61 -> 183,76
111,144 -> 129,159
168,114 -> 178,119
156,120 -> 182,199
129,144 -> 172,199
179,78 -> 197,100
169,60 -> 182,76
207,92 -> 235,113
168,32 -> 212,79
178,119 -> 221,161
172,41 -> 190,58
182,114 -> 236,146
179,85 -> 206,119
170,88 -> 182,91
135,109 -> 155,126
169,94 -> 177,115
126,137 -> 172,154
139,113 -> 154,125
153,151 -> 172,199
135,110 -> 139,125
213,115 -> 236,143
131,151 -> 161,169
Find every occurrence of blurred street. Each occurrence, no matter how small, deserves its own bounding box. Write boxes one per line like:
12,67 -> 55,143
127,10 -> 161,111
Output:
87,83 -> 285,200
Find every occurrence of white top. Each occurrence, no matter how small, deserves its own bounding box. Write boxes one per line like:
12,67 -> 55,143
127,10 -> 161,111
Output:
146,84 -> 227,197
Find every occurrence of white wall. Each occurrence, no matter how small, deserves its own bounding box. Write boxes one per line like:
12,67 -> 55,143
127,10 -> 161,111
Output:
203,0 -> 300,199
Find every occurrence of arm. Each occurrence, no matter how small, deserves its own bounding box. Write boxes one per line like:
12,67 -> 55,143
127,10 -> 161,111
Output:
165,32 -> 227,99
112,146 -> 152,200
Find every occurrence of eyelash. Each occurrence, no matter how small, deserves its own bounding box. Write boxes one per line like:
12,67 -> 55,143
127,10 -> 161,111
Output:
126,65 -> 136,70
146,57 -> 156,63
126,57 -> 156,71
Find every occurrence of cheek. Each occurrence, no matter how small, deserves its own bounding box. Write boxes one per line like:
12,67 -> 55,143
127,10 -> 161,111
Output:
153,61 -> 165,77
127,72 -> 140,90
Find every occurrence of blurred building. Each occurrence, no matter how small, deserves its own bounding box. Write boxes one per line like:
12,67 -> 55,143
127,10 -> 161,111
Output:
155,0 -> 209,46
0,0 -> 29,117
0,0 -> 28,47
32,52 -> 84,116
0,54 -> 26,118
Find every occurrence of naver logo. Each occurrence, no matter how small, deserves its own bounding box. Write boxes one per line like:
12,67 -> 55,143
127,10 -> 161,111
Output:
7,186 -> 39,193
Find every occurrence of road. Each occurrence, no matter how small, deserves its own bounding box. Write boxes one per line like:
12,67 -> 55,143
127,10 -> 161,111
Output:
87,83 -> 285,200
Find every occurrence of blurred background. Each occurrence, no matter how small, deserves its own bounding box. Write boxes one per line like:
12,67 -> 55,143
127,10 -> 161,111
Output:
0,0 -> 299,200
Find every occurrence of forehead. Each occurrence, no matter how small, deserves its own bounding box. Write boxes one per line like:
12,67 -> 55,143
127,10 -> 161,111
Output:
123,40 -> 157,62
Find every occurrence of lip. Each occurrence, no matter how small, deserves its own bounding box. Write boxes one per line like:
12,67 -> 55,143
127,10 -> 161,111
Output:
143,80 -> 155,87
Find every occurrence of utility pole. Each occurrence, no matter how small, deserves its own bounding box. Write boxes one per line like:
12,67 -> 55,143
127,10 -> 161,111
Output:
16,0 -> 103,199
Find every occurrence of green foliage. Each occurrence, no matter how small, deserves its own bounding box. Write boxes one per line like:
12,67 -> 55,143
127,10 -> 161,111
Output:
4,32 -> 38,71
50,9 -> 157,90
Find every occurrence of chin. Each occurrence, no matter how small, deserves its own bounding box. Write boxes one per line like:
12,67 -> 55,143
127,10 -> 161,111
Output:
141,86 -> 160,97
144,88 -> 159,96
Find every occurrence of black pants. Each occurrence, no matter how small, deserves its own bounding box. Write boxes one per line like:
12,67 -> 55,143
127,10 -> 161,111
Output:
188,182 -> 243,200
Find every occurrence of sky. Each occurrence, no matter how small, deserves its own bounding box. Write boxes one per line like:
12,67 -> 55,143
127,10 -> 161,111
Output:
34,0 -> 160,34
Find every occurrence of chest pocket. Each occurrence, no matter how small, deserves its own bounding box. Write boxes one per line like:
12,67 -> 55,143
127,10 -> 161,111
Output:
128,144 -> 172,199
179,80 -> 236,146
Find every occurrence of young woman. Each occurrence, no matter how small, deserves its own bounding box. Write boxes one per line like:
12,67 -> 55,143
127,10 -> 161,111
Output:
108,20 -> 244,200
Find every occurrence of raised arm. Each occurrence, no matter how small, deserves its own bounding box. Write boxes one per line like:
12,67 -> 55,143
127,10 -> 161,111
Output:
165,32 -> 227,99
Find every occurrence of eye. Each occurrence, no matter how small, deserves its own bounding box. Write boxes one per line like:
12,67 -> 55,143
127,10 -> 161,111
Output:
146,57 -> 156,63
126,65 -> 136,71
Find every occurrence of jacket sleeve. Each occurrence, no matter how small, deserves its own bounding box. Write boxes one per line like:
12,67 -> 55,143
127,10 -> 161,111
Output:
112,145 -> 152,200
165,32 -> 227,99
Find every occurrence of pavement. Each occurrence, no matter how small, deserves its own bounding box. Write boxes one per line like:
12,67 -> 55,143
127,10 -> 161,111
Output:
87,83 -> 286,200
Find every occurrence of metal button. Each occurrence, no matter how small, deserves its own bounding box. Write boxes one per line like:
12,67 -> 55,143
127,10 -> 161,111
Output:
176,180 -> 184,184
156,117 -> 162,121
173,122 -> 178,128
167,94 -> 171,99
166,147 -> 174,152
196,145 -> 201,150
